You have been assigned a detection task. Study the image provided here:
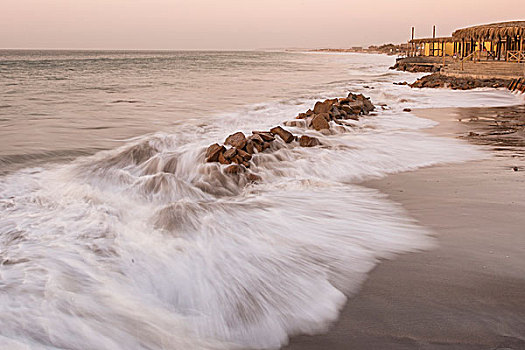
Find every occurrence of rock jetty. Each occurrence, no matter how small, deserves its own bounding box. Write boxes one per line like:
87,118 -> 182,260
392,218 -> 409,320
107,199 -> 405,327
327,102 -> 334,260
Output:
204,92 -> 375,181
390,61 -> 438,73
409,73 -> 512,90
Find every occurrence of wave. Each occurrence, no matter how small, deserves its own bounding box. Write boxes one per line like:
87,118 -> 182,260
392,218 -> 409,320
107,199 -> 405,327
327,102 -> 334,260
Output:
1,52 -> 522,349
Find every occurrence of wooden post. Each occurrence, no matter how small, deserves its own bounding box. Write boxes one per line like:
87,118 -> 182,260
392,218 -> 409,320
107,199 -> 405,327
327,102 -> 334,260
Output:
410,27 -> 414,57
518,35 -> 523,63
442,41 -> 446,67
432,25 -> 436,56
479,38 -> 483,61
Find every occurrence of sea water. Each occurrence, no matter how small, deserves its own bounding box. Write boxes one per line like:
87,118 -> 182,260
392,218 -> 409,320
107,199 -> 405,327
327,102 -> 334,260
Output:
0,50 -> 522,349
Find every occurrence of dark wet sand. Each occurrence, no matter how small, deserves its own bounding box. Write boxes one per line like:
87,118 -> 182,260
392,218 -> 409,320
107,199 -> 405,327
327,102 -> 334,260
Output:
285,105 -> 525,350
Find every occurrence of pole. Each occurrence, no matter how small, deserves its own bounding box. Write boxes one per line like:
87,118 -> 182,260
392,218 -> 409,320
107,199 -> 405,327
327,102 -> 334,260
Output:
411,27 -> 415,57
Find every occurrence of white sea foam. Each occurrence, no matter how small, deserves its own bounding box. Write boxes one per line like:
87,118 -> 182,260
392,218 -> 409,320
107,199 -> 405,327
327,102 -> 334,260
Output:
0,51 -> 521,349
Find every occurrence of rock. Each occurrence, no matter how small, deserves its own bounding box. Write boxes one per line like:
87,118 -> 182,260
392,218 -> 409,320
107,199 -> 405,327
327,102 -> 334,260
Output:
225,132 -> 247,149
345,114 -> 359,121
299,135 -> 320,147
313,100 -> 334,114
224,164 -> 242,174
513,166 -> 519,172
205,143 -> 225,162
296,113 -> 308,119
468,132 -> 479,137
223,147 -> 237,160
305,109 -> 314,116
246,173 -> 262,182
317,112 -> 331,122
311,114 -> 330,131
254,142 -> 264,152
283,120 -> 306,128
341,102 -> 362,115
262,142 -> 271,150
218,152 -> 230,165
331,106 -> 342,119
361,98 -> 375,114
403,108 -> 412,112
248,134 -> 264,145
410,73 -> 513,91
270,126 -> 294,143
252,131 -> 275,142
334,125 -> 346,133
245,141 -> 255,154
231,155 -> 244,165
236,148 -> 252,161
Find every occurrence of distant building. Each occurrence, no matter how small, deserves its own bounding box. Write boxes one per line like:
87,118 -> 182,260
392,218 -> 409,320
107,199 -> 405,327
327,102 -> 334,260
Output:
403,21 -> 524,79
407,21 -> 524,62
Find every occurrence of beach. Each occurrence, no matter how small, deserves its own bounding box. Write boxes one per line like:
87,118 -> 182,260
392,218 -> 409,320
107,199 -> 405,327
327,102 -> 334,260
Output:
286,106 -> 525,349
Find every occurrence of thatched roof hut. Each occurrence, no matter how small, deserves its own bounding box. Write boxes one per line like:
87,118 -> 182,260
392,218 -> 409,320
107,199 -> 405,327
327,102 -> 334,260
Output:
410,37 -> 452,44
452,21 -> 525,40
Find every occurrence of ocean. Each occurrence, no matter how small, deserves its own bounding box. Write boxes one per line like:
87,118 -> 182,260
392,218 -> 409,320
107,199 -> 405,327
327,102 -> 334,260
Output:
0,50 -> 522,349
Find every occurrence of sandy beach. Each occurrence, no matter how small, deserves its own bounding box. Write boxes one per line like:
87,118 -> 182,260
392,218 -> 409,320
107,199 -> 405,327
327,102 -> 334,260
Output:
285,105 -> 525,349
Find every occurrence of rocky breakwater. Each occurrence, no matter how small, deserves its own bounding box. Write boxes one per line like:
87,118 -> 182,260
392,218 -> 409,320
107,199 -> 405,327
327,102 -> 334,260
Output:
390,61 -> 438,73
409,73 -> 512,90
204,93 -> 375,182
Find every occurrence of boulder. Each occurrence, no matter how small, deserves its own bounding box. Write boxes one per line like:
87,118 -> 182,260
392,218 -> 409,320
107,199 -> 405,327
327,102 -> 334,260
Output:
246,173 -> 262,182
334,125 -> 347,133
345,114 -> 359,121
403,108 -> 412,112
252,131 -> 275,142
245,141 -> 255,154
283,120 -> 306,128
205,143 -> 225,162
313,100 -> 333,114
231,155 -> 244,165
270,126 -> 294,143
339,98 -> 351,105
361,98 -> 375,113
299,135 -> 320,147
331,106 -> 342,119
224,164 -> 242,174
218,152 -> 230,165
317,112 -> 331,122
225,132 -> 247,149
248,134 -> 264,144
341,101 -> 363,115
311,114 -> 330,131
223,147 -> 237,160
236,148 -> 252,162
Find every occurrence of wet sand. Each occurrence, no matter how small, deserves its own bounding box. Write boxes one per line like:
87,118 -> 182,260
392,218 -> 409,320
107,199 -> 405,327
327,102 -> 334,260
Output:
285,105 -> 525,349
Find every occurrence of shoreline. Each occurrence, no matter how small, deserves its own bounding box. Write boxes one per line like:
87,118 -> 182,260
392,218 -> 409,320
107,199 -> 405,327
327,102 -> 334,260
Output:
285,105 -> 525,349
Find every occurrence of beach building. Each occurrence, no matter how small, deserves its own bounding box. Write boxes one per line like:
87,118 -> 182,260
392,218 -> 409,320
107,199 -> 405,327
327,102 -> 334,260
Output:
403,21 -> 525,79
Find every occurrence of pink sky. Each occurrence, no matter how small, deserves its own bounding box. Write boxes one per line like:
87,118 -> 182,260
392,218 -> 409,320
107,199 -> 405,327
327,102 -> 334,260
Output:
1,0 -> 523,49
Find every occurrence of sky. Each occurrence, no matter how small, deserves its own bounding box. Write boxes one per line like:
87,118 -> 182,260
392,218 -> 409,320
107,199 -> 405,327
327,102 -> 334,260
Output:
1,0 -> 524,50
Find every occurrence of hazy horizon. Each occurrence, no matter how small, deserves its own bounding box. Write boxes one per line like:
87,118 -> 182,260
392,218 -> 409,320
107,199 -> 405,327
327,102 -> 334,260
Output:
1,0 -> 524,50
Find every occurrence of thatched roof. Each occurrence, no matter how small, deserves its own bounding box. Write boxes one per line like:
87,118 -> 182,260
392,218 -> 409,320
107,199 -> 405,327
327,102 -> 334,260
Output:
410,37 -> 453,44
452,21 -> 525,40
